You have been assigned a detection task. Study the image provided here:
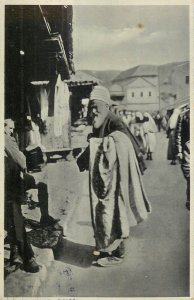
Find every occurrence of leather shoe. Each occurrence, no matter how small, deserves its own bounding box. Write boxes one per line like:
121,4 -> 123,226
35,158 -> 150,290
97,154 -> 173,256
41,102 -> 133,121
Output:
23,257 -> 40,273
10,245 -> 23,264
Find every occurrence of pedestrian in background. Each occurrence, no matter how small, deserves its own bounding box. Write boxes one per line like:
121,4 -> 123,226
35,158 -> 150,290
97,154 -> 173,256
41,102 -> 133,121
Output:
143,112 -> 158,160
155,111 -> 162,132
166,108 -> 181,165
131,112 -> 147,154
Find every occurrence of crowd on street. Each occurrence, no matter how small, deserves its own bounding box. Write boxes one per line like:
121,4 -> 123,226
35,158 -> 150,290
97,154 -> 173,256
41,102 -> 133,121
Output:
4,85 -> 190,272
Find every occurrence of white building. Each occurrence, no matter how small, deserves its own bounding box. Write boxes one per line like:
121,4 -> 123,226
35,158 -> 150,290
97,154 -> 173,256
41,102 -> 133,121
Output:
109,62 -> 189,112
110,65 -> 159,112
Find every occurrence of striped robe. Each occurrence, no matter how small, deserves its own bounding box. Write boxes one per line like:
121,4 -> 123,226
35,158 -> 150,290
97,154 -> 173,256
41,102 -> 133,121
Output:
89,131 -> 151,252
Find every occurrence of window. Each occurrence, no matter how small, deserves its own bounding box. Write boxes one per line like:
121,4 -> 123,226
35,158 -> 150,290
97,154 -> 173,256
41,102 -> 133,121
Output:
132,92 -> 134,97
140,92 -> 143,97
185,76 -> 189,84
149,91 -> 152,96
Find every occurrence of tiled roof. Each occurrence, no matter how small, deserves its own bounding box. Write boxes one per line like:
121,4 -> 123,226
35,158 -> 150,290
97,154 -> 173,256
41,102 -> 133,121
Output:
113,65 -> 158,82
65,70 -> 101,84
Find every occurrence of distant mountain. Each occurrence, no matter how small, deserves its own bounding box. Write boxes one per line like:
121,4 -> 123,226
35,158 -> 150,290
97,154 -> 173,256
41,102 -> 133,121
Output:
80,61 -> 188,87
80,70 -> 121,86
113,65 -> 158,82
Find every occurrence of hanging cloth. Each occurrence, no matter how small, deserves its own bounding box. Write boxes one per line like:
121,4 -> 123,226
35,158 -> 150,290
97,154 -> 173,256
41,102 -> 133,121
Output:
54,74 -> 70,137
39,86 -> 49,122
63,82 -> 70,126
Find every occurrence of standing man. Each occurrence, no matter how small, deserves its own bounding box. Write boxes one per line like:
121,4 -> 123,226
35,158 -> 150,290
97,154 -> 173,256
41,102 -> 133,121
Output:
155,111 -> 162,132
5,119 -> 40,272
5,119 -> 59,271
77,86 -> 151,267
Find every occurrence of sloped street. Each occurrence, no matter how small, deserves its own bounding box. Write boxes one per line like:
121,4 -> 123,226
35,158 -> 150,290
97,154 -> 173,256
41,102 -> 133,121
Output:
36,131 -> 189,297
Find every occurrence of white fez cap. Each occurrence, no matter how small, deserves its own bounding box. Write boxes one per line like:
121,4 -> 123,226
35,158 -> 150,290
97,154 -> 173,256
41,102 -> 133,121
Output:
90,85 -> 111,106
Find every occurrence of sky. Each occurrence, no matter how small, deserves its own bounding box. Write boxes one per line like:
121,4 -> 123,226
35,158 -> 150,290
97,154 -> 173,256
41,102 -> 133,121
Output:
72,5 -> 189,71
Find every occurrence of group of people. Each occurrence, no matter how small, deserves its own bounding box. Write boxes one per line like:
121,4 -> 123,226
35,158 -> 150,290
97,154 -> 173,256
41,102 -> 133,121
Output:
4,84 -> 189,272
4,85 -> 151,271
116,109 -> 158,161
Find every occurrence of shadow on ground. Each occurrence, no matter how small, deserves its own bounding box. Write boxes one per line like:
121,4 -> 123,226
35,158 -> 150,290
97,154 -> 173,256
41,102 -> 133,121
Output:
53,238 -> 94,268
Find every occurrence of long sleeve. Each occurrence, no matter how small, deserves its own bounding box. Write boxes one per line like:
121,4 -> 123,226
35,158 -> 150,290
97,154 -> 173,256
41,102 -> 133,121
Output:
5,134 -> 27,171
181,141 -> 190,179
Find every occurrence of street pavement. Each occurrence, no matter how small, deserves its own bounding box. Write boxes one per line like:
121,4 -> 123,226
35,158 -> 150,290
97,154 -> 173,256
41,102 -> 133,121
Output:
37,131 -> 190,297
4,131 -> 189,297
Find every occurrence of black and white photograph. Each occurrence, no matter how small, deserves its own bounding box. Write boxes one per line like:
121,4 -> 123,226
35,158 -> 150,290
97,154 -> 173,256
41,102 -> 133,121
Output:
3,2 -> 190,298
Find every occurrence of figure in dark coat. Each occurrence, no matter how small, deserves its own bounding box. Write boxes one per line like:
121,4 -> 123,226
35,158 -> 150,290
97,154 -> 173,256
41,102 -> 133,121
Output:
4,119 -> 39,272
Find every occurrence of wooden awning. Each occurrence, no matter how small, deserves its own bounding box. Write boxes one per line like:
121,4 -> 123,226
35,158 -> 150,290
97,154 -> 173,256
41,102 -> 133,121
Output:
65,71 -> 101,86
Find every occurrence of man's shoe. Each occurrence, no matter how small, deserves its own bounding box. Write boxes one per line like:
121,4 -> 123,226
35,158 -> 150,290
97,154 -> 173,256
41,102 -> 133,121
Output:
23,258 -> 40,273
112,241 -> 125,258
40,215 -> 60,226
96,256 -> 124,267
10,245 -> 23,264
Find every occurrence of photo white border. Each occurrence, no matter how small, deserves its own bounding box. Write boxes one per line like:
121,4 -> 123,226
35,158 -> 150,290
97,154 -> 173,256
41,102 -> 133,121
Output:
0,0 -> 192,299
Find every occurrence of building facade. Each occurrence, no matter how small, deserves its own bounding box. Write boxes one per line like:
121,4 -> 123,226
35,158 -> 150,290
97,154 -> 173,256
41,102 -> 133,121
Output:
170,62 -> 189,107
109,62 -> 189,112
109,65 -> 160,112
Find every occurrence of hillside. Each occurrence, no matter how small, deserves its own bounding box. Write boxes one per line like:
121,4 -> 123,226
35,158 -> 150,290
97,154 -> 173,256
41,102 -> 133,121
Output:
80,61 -> 187,87
80,70 -> 121,86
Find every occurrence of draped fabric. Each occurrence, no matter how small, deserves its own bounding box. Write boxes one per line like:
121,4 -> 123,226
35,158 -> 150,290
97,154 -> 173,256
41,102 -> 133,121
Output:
89,131 -> 151,252
143,113 -> 157,153
143,112 -> 158,133
54,74 -> 70,137
39,86 -> 49,122
168,108 -> 181,130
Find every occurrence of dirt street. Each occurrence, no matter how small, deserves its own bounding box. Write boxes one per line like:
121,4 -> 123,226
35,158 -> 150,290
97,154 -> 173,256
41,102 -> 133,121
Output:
37,131 -> 189,297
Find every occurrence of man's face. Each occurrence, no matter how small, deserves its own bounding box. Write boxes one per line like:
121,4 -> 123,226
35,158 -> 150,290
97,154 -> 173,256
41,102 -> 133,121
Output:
5,120 -> 14,136
90,100 -> 109,129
